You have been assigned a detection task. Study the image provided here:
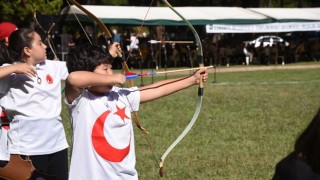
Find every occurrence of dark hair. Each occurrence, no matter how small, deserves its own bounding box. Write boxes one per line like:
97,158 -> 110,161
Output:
293,107 -> 320,172
0,28 -> 35,65
67,43 -> 113,73
0,40 -> 10,66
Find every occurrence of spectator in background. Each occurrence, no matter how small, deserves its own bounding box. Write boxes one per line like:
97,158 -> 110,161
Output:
128,33 -> 139,51
0,22 -> 18,46
0,22 -> 17,168
243,42 -> 253,65
112,29 -> 121,43
169,43 -> 179,67
61,34 -> 75,52
272,107 -> 320,180
264,44 -> 271,65
127,33 -> 140,69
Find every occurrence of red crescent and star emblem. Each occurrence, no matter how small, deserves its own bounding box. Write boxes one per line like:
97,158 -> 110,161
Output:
114,105 -> 130,123
91,105 -> 131,162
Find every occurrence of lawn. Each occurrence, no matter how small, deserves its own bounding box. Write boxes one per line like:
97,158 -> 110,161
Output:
61,62 -> 320,179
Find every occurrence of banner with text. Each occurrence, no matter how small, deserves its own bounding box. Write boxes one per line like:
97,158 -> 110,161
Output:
206,22 -> 320,33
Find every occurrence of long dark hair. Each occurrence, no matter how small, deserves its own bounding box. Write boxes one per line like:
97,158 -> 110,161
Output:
0,28 -> 35,65
0,40 -> 10,66
293,107 -> 320,172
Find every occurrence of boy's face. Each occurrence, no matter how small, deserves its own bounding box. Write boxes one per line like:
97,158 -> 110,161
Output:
94,63 -> 113,75
88,63 -> 114,94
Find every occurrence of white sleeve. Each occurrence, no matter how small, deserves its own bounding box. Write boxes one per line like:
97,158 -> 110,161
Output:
121,87 -> 140,112
59,61 -> 69,80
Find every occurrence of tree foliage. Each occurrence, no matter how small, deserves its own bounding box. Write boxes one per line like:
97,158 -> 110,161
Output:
95,0 -> 128,5
0,0 -> 62,26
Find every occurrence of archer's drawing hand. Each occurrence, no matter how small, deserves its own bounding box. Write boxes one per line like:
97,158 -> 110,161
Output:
193,68 -> 208,84
111,74 -> 126,85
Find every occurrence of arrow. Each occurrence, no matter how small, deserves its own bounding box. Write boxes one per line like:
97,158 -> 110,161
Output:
124,65 -> 213,79
148,40 -> 194,44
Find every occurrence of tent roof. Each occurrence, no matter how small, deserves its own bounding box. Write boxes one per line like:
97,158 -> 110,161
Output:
60,6 -> 320,33
60,5 -> 273,25
248,8 -> 320,22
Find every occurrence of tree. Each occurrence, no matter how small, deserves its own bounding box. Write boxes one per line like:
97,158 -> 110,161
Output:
81,0 -> 128,5
0,0 -> 62,27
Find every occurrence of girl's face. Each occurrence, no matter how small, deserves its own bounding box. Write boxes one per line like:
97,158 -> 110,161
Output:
88,63 -> 114,94
27,32 -> 47,65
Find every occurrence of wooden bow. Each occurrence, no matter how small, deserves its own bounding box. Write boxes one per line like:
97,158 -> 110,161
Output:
67,0 -> 148,134
33,11 -> 59,60
159,0 -> 204,177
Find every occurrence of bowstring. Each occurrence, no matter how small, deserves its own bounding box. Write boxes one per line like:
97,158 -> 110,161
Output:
121,0 -> 160,167
125,0 -> 154,63
66,0 -> 93,44
158,0 -> 204,177
33,10 -> 59,60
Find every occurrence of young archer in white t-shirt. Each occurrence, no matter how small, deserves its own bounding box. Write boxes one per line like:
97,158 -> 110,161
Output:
0,28 -> 68,179
65,43 -> 208,179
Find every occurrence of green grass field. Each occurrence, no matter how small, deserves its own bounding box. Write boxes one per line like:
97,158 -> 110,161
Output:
61,62 -> 320,179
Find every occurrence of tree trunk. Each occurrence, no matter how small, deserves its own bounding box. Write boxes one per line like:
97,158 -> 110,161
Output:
260,0 -> 271,7
280,0 -> 284,7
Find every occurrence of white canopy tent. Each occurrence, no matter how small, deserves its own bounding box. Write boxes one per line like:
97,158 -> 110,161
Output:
249,8 -> 320,22
60,6 -> 320,33
60,5 -> 273,25
206,7 -> 320,33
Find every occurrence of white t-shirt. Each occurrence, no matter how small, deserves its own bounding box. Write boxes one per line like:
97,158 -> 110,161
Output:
67,87 -> 140,180
130,35 -> 139,49
0,107 -> 9,161
0,60 -> 69,155
243,47 -> 248,55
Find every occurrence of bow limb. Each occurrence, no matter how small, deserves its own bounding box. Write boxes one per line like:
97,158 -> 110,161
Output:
122,62 -> 148,134
67,0 -> 112,39
159,0 -> 204,177
33,11 -> 59,60
67,0 -> 148,134
47,23 -> 59,60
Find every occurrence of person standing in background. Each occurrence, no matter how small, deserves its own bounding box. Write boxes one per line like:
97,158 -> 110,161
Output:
243,42 -> 253,65
112,29 -> 121,43
0,22 -> 18,46
0,21 -> 17,167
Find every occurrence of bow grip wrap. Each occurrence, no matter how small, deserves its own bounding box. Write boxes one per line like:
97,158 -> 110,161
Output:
198,55 -> 204,96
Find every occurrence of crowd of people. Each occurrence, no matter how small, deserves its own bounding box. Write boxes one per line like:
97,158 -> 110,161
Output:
44,27 -> 320,71
105,30 -> 320,69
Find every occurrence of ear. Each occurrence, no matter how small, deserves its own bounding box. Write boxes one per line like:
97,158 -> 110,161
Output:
23,47 -> 31,57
